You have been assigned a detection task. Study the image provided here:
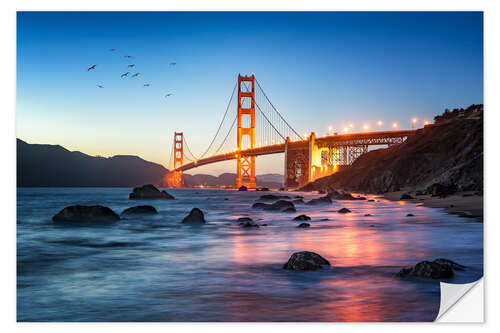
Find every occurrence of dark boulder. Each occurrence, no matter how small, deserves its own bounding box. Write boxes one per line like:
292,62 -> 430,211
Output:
283,251 -> 330,270
406,213 -> 415,217
337,208 -> 351,214
252,202 -> 268,209
258,194 -> 290,201
364,213 -> 372,216
282,207 -> 297,213
182,208 -> 206,224
293,214 -> 311,221
52,205 -> 120,223
297,223 -> 310,228
240,221 -> 259,228
237,217 -> 253,223
238,186 -> 248,191
367,199 -> 375,202
397,258 -> 465,279
129,184 -> 174,200
121,205 -> 158,216
400,193 -> 415,200
427,183 -> 458,197
306,195 -> 333,205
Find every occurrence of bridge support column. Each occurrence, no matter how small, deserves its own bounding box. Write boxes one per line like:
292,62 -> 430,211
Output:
236,74 -> 256,189
284,137 -> 310,190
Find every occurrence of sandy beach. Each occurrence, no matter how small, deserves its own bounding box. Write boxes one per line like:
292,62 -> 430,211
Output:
383,190 -> 483,220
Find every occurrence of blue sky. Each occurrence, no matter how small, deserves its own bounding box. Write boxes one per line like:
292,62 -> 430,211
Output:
16,12 -> 483,175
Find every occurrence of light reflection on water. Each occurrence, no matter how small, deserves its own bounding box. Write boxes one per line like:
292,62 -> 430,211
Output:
17,188 -> 483,322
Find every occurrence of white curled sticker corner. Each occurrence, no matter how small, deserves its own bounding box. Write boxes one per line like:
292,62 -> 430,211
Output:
435,278 -> 484,322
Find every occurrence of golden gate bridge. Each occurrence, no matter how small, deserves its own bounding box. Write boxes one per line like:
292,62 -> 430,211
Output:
166,74 -> 417,189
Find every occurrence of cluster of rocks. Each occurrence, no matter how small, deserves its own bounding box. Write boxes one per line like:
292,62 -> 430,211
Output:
129,184 -> 175,200
327,190 -> 365,201
252,199 -> 296,212
305,195 -> 333,206
52,203 -> 160,224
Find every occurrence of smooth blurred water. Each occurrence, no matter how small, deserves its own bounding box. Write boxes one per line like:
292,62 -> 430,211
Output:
17,188 -> 483,322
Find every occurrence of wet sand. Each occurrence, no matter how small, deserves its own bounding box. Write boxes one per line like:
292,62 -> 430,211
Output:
383,191 -> 483,220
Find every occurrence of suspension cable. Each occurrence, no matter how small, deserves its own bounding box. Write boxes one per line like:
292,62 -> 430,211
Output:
255,78 -> 303,140
196,81 -> 237,159
242,81 -> 286,142
213,114 -> 237,154
167,138 -> 174,170
182,136 -> 200,161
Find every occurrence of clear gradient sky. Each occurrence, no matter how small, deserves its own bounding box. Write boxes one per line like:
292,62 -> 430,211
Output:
17,11 -> 483,175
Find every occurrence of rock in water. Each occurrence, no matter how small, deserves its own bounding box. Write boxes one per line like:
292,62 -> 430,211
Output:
240,221 -> 259,228
327,190 -> 356,200
258,194 -> 290,201
238,186 -> 248,191
283,251 -> 330,270
52,205 -> 120,223
297,223 -> 310,228
400,193 -> 415,200
282,207 -> 297,213
337,207 -> 351,213
305,195 -> 333,205
252,200 -> 295,211
237,217 -> 253,223
182,208 -> 205,224
397,258 -> 465,279
121,205 -> 158,216
129,184 -> 174,200
406,213 -> 415,217
293,214 -> 311,221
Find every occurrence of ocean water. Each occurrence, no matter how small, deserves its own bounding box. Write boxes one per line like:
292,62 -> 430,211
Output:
17,188 -> 483,322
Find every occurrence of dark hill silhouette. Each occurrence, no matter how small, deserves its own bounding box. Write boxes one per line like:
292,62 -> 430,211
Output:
17,139 -> 168,187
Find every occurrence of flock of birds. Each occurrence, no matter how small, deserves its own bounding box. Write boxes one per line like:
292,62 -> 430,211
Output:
87,48 -> 176,99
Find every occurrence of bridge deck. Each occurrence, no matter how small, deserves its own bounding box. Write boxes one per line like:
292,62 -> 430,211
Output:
176,129 -> 417,172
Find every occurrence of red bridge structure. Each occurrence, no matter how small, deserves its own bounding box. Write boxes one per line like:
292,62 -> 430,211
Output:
166,74 -> 417,189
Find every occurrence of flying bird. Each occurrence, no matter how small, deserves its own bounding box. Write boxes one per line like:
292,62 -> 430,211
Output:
143,83 -> 150,87
169,62 -> 176,66
121,72 -> 130,78
128,64 -> 136,68
96,84 -> 104,88
88,65 -> 96,71
109,48 -> 116,52
124,55 -> 132,58
131,72 -> 140,77
165,93 -> 173,97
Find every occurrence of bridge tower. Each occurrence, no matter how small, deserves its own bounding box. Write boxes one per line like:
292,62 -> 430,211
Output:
236,74 -> 257,188
174,132 -> 183,169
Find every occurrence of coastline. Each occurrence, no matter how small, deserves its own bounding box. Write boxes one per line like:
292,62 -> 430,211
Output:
383,190 -> 483,220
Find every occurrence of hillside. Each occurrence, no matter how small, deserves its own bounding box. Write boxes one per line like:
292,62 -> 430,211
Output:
183,173 -> 283,188
17,139 -> 168,187
301,106 -> 483,194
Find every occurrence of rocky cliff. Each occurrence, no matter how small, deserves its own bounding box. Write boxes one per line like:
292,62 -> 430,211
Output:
301,106 -> 483,194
